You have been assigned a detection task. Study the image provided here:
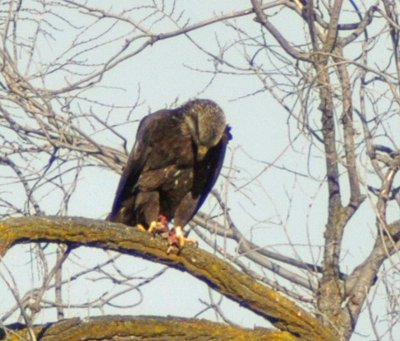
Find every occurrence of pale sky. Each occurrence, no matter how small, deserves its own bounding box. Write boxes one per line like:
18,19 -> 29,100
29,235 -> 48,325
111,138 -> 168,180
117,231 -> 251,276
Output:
0,2 -> 397,340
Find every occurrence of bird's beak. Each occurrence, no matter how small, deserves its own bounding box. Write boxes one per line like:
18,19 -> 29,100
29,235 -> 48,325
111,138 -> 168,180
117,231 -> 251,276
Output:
197,145 -> 208,160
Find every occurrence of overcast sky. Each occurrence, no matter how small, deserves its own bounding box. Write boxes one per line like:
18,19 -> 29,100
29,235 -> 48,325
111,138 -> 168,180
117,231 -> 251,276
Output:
0,2 -> 396,340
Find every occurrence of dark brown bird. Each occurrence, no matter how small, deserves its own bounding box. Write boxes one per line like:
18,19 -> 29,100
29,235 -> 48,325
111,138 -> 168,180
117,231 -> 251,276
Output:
108,99 -> 231,249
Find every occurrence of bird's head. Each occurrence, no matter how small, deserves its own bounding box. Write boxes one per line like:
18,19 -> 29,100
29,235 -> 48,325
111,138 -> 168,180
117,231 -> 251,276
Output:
181,99 -> 227,160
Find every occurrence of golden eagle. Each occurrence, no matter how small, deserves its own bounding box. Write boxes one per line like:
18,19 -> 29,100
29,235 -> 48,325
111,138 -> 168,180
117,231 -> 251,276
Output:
108,99 -> 231,248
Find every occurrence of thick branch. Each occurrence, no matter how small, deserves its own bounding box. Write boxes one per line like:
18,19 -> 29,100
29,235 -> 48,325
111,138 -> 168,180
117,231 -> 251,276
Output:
0,216 -> 336,340
315,60 -> 343,270
345,222 -> 400,327
341,6 -> 376,46
314,38 -> 347,338
1,315 -> 294,341
251,0 -> 311,62
323,0 -> 343,53
333,47 -> 363,207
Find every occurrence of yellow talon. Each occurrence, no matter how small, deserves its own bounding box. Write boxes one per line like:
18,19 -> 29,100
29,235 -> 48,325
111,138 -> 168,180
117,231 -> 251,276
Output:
137,219 -> 168,234
148,220 -> 167,234
136,224 -> 146,232
167,226 -> 198,253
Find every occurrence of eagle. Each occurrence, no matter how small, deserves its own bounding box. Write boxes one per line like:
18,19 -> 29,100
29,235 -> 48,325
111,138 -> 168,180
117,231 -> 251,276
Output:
108,99 -> 231,249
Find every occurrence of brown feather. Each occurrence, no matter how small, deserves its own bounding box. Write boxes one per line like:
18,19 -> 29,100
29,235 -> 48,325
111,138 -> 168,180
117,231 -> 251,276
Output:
108,99 -> 231,230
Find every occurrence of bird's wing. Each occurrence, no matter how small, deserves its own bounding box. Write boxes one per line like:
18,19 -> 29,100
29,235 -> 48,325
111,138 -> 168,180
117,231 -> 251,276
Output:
109,110 -> 167,219
194,125 -> 232,212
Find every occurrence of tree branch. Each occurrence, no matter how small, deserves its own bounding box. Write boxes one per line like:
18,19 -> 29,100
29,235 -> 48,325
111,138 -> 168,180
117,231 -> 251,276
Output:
333,47 -> 364,207
50,1 -> 288,95
1,315 -> 294,341
193,213 -> 319,291
251,0 -> 311,62
345,221 -> 400,327
0,216 -> 336,340
323,0 -> 343,53
199,191 -> 326,287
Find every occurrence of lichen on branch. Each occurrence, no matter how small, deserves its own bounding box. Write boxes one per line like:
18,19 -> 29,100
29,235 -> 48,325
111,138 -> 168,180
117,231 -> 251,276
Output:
1,315 -> 295,341
0,216 -> 336,340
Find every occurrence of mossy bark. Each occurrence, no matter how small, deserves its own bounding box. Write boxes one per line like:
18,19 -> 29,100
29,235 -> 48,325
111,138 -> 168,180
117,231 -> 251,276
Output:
0,216 -> 336,340
1,315 -> 296,341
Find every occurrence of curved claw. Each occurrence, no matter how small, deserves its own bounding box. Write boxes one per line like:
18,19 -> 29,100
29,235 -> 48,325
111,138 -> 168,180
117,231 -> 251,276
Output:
148,220 -> 168,234
136,215 -> 169,234
136,224 -> 146,232
167,226 -> 197,253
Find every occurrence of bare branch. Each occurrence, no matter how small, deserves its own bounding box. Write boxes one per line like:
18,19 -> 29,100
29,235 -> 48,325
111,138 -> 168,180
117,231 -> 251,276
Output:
345,221 -> 400,326
2,315 -> 294,341
0,216 -> 336,340
250,0 -> 311,62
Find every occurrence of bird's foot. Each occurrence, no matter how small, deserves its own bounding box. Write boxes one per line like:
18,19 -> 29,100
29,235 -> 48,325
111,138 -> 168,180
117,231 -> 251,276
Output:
137,215 -> 169,235
148,220 -> 168,234
136,224 -> 147,232
167,226 -> 197,254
